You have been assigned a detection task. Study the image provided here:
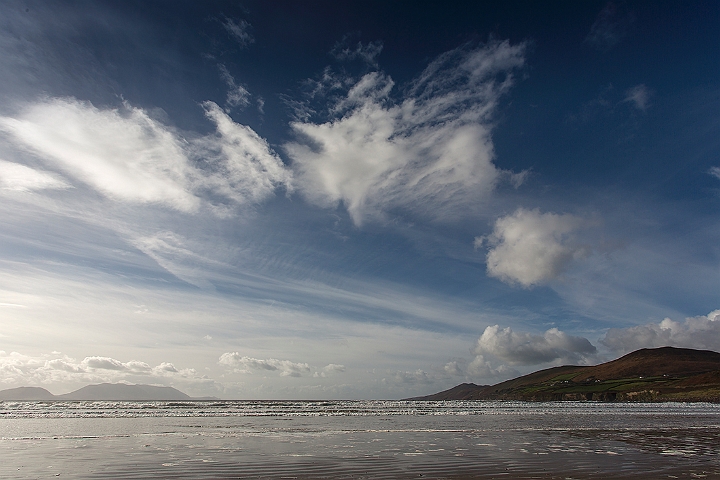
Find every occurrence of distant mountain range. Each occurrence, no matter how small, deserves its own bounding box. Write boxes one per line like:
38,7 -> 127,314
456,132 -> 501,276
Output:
410,347 -> 720,402
0,383 -> 218,401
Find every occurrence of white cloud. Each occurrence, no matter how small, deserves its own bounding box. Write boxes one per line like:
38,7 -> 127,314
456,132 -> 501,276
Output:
600,310 -> 720,354
443,356 -> 518,380
0,98 -> 198,210
218,353 -> 312,377
474,324 -> 597,366
83,356 -> 128,371
444,360 -> 464,376
624,84 -> 650,111
330,39 -> 383,66
154,362 -> 180,374
313,363 -> 346,378
131,231 -> 224,289
444,324 -> 596,384
385,369 -> 433,385
323,363 -> 345,373
0,159 -> 71,192
0,97 -> 291,214
709,166 -> 720,180
481,208 -> 590,287
286,40 -> 527,225
198,101 -> 293,210
226,84 -> 251,110
0,351 -> 205,387
218,64 -> 251,109
466,355 -> 518,379
222,17 -> 254,47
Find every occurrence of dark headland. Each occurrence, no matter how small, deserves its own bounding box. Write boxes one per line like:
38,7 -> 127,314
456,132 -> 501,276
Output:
0,383 -> 218,401
409,347 -> 720,402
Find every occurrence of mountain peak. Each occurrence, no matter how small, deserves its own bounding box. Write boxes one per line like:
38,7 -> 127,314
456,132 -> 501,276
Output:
0,383 -> 218,401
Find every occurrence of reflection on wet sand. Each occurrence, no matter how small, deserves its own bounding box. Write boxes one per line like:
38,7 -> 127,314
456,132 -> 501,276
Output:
1,401 -> 719,478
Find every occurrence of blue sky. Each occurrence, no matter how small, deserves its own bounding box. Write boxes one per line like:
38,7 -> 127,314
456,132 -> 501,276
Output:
0,1 -> 718,399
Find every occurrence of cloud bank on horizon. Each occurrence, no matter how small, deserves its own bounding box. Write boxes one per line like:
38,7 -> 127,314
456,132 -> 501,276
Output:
0,1 -> 718,398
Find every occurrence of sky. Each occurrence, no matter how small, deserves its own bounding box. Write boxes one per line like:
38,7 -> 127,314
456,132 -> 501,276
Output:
0,0 -> 718,399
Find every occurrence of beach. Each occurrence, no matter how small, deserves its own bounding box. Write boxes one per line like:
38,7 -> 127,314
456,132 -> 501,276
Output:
1,401 -> 719,478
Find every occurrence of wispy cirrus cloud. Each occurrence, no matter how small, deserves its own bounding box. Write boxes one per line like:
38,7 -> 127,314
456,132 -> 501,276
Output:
130,231 -> 228,289
218,64 -> 251,110
709,166 -> 720,180
330,38 -> 383,67
479,208 -> 592,288
196,101 -> 293,210
285,40 -> 527,225
624,84 -> 651,111
0,98 -> 198,210
0,159 -> 71,192
222,17 -> 254,47
0,97 -> 291,214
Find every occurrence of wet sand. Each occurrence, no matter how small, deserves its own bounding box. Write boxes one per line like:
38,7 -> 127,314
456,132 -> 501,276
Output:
1,401 -> 719,479
3,423 -> 719,478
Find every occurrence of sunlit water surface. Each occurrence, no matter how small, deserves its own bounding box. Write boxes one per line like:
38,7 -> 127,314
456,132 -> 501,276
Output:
1,400 -> 719,479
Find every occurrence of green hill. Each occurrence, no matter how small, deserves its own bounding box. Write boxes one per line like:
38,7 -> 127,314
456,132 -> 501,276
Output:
412,347 -> 720,402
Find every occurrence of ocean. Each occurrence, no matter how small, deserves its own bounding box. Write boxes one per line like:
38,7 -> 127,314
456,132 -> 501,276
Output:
1,400 -> 719,479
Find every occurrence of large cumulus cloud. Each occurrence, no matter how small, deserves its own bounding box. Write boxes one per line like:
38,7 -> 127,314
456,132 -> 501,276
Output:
475,324 -> 597,365
445,324 -> 598,382
480,208 -> 591,287
601,310 -> 720,353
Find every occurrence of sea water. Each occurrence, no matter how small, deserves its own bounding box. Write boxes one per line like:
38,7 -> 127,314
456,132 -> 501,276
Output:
1,400 -> 719,478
